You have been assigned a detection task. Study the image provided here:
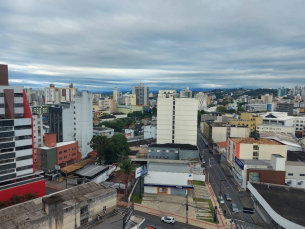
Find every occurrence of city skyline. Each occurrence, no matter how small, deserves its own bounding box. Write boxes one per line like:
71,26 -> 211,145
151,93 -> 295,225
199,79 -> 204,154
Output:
1,1 -> 305,91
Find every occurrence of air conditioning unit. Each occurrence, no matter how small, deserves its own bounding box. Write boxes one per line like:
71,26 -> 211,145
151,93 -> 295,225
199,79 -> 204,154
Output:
297,181 -> 303,185
286,180 -> 292,185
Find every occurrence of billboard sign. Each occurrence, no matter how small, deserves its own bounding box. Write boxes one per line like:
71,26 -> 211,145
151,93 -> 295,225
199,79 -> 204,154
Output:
135,164 -> 148,178
235,157 -> 244,170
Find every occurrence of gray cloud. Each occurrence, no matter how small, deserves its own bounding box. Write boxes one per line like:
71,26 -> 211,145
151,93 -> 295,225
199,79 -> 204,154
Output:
0,0 -> 305,92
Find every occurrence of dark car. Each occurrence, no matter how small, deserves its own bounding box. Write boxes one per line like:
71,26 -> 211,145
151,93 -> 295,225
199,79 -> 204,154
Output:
225,193 -> 231,201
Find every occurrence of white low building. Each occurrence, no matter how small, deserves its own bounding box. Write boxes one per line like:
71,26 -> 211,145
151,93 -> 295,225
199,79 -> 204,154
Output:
144,162 -> 204,196
93,126 -> 114,138
256,124 -> 295,135
285,161 -> 305,189
144,125 -> 156,139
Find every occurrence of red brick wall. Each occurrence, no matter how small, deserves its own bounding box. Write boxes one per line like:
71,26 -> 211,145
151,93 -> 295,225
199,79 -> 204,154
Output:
45,133 -> 57,147
57,141 -> 80,166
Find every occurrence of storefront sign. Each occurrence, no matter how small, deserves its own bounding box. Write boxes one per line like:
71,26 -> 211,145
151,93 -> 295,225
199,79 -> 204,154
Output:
235,157 -> 244,170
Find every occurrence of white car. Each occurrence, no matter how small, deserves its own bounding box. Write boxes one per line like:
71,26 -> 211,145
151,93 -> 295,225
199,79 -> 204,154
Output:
218,196 -> 225,204
161,216 -> 175,224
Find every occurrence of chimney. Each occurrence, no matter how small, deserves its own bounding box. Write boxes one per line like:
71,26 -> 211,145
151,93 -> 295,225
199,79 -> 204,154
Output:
0,64 -> 9,86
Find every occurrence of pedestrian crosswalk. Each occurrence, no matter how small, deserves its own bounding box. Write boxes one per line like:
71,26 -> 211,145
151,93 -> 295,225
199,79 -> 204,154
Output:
236,223 -> 256,229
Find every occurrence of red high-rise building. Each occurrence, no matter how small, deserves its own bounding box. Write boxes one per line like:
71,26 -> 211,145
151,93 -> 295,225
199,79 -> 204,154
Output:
0,64 -> 45,202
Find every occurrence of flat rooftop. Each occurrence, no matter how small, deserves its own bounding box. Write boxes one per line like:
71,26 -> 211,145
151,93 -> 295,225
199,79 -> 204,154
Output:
149,162 -> 191,173
240,159 -> 271,166
60,158 -> 95,173
129,138 -> 156,147
149,143 -> 198,150
0,183 -> 115,227
287,151 -> 305,162
230,138 -> 283,145
252,182 -> 305,226
74,165 -> 108,178
260,132 -> 301,147
93,127 -> 113,131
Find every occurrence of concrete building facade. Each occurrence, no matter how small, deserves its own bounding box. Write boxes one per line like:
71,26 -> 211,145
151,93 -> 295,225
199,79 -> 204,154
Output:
147,143 -> 199,160
49,91 -> 93,158
227,138 -> 287,166
44,84 -> 77,105
0,64 -> 45,202
98,97 -> 116,113
157,90 -> 197,145
32,113 -> 43,166
132,83 -> 149,105
0,182 -> 117,229
256,124 -> 295,135
229,113 -> 263,132
144,125 -> 156,139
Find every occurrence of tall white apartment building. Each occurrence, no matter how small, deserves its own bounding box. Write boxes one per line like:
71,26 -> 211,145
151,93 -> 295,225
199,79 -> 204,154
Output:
32,114 -> 43,165
157,90 -> 197,145
44,84 -> 77,105
49,91 -> 93,157
113,87 -> 123,104
196,92 -> 208,110
0,64 -> 45,202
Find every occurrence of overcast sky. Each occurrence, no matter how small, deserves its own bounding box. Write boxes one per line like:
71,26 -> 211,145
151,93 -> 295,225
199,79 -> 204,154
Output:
1,1 -> 305,92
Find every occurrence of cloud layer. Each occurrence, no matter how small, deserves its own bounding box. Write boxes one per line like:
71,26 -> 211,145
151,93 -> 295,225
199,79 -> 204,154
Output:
1,1 -> 305,91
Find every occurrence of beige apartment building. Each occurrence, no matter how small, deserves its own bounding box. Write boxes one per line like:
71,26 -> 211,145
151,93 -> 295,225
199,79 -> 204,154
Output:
227,137 -> 287,166
44,83 -> 78,104
98,97 -> 116,113
229,113 -> 263,132
124,93 -> 137,106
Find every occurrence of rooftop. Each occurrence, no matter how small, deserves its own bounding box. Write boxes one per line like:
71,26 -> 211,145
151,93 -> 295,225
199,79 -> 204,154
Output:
149,162 -> 191,173
129,138 -> 156,147
259,132 -> 301,147
74,165 -> 108,178
60,158 -> 95,173
285,161 -> 305,166
149,143 -> 198,151
240,159 -> 271,166
93,127 -> 114,131
287,151 -> 305,162
0,183 -> 115,227
230,138 -> 283,145
217,141 -> 228,148
251,182 -> 305,226
99,115 -> 116,119
56,141 -> 77,147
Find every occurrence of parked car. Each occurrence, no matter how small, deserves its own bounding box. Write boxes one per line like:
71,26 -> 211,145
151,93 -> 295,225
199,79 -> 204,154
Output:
161,216 -> 175,224
218,196 -> 224,204
230,203 -> 238,212
225,193 -> 232,201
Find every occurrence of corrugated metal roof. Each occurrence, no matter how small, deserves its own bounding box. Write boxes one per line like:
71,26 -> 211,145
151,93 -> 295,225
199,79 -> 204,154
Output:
74,165 -> 108,177
149,162 -> 190,173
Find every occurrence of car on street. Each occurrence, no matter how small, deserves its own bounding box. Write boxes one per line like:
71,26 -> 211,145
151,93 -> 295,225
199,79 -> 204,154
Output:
230,203 -> 238,212
218,196 -> 224,204
225,193 -> 231,201
161,216 -> 175,224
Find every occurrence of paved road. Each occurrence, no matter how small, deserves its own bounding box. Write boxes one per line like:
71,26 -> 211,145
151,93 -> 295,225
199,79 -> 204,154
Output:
197,133 -> 258,229
134,211 -> 200,229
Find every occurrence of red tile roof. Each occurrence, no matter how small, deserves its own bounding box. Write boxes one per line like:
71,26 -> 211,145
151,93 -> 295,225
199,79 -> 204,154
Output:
218,141 -> 228,148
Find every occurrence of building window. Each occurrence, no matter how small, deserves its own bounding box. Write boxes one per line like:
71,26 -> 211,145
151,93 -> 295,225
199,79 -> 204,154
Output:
59,151 -> 62,154
72,153 -> 76,156
80,206 -> 88,215
59,157 -> 62,160
300,174 -> 305,176
64,156 -> 67,159
64,150 -> 67,153
80,218 -> 88,226
288,173 -> 293,176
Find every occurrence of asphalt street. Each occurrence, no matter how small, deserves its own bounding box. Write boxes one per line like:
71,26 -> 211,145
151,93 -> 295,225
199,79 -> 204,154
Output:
197,132 -> 259,229
134,211 -> 200,229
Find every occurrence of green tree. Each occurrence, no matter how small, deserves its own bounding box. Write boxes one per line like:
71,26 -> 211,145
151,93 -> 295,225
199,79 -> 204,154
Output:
250,130 -> 260,140
209,139 -> 214,146
216,106 -> 227,112
90,135 -> 110,164
119,159 -> 135,199
0,201 -> 4,209
127,112 -> 136,118
238,107 -> 245,112
103,134 -> 131,164
151,107 -> 157,116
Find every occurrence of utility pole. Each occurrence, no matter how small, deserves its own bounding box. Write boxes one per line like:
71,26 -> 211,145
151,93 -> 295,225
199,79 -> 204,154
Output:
65,170 -> 68,189
185,190 -> 188,224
